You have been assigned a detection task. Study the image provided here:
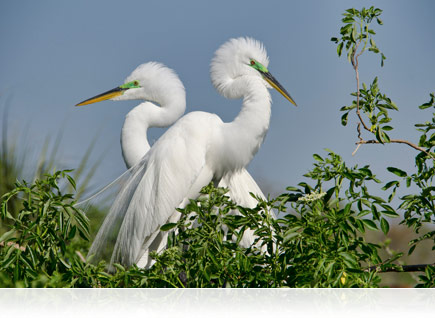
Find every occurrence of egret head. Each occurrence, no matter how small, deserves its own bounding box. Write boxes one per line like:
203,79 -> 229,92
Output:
76,62 -> 185,107
210,37 -> 296,106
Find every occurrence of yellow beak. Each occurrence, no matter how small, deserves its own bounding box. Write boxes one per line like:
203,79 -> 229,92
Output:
262,72 -> 297,106
76,87 -> 125,106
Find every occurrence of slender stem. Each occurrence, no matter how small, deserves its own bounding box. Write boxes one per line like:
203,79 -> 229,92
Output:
356,139 -> 433,157
365,263 -> 434,273
355,22 -> 369,60
352,40 -> 370,132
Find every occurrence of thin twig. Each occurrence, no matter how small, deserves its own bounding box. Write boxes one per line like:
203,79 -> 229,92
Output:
356,139 -> 432,157
352,40 -> 371,132
352,123 -> 364,155
357,122 -> 362,141
352,144 -> 361,156
365,263 -> 434,273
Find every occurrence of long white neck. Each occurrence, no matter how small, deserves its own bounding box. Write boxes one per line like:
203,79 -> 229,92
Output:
121,98 -> 185,169
213,77 -> 271,179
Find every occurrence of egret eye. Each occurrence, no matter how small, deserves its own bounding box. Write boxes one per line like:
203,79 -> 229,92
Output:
250,60 -> 256,66
134,81 -> 139,86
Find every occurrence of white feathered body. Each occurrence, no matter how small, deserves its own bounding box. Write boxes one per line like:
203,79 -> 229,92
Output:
88,38 -> 280,268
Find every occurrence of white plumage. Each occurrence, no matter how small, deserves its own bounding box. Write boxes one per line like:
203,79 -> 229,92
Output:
76,37 -> 296,268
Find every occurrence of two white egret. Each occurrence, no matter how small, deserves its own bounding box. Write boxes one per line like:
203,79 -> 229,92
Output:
76,37 -> 296,268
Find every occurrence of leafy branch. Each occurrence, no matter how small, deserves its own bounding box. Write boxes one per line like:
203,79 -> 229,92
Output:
331,7 -> 433,158
366,263 -> 435,273
332,7 -> 435,286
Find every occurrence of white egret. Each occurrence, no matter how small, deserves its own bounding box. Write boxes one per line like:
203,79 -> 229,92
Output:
77,37 -> 296,268
76,62 -> 271,267
77,62 -> 186,169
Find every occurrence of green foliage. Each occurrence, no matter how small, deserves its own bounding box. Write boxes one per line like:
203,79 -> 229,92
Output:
331,6 -> 385,66
332,7 -> 396,145
384,98 -> 435,255
0,170 -> 90,287
333,6 -> 435,286
416,265 -> 435,288
341,77 -> 398,143
280,152 -> 393,287
0,161 -> 391,287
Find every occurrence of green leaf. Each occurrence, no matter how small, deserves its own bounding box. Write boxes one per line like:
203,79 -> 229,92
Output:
382,131 -> 390,143
363,219 -> 378,230
59,257 -> 71,269
406,177 -> 412,188
375,127 -> 384,144
419,94 -> 435,109
66,175 -> 76,190
382,181 -> 399,191
351,24 -> 357,42
286,186 -> 301,192
370,195 -> 386,204
337,42 -> 344,57
341,112 -> 349,126
160,223 -> 177,231
1,247 -> 17,268
342,17 -> 355,24
369,47 -> 380,54
386,167 -> 407,177
339,252 -> 357,265
419,134 -> 427,147
408,245 -> 416,255
0,229 -> 16,242
355,219 -> 365,233
343,202 -> 352,215
313,154 -> 324,162
381,210 -> 399,218
283,231 -> 300,243
113,263 -> 125,272
380,218 -> 389,234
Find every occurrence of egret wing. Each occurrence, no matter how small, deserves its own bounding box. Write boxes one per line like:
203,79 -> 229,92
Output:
88,113 -> 217,267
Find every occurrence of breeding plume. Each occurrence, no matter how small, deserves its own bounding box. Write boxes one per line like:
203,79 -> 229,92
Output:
76,37 -> 296,268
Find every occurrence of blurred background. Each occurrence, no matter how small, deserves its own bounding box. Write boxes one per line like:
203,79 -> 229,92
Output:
1,0 -> 434,286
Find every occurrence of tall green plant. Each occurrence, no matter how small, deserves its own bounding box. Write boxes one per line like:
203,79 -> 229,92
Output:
331,6 -> 435,283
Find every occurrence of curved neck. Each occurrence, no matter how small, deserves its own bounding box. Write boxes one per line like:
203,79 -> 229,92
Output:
213,77 -> 271,178
121,97 -> 185,169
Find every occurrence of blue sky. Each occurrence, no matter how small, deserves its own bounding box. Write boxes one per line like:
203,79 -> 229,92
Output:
1,0 -> 434,197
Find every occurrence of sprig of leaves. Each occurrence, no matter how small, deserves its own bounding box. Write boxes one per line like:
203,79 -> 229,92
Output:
341,77 -> 398,144
331,7 -> 385,67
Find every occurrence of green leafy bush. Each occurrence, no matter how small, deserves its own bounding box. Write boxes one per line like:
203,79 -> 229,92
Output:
0,162 -> 403,287
0,170 -> 90,287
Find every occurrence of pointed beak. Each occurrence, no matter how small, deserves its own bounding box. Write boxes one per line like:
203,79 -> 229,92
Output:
75,86 -> 125,106
261,71 -> 297,106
